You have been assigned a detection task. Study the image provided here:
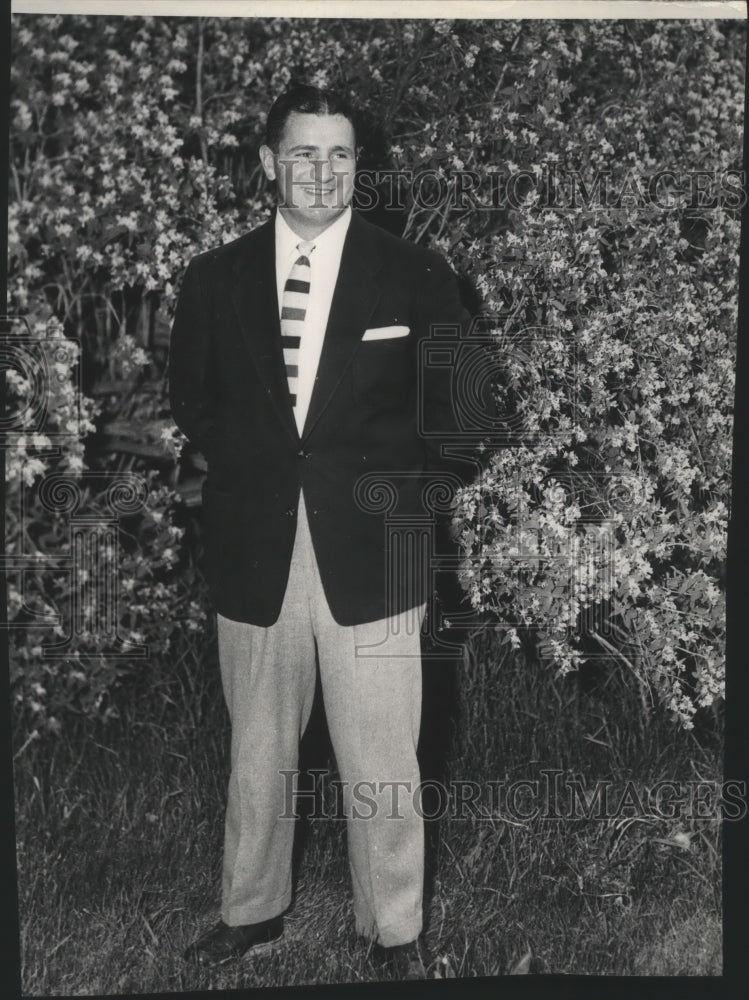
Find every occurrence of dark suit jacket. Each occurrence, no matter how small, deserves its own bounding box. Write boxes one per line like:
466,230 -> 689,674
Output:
169,210 -> 474,626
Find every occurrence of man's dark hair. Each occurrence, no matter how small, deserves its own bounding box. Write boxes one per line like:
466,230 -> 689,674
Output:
264,83 -> 357,151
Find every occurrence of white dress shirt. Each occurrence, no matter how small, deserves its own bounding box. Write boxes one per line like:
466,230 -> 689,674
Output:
275,206 -> 352,435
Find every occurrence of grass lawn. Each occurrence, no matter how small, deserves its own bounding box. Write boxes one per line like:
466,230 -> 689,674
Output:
14,630 -> 723,992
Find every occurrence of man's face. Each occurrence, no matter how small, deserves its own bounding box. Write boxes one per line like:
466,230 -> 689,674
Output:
260,111 -> 356,234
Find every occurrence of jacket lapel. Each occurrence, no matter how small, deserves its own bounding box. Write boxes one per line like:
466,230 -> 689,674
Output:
229,211 -> 383,444
302,213 -> 383,438
230,217 -> 299,443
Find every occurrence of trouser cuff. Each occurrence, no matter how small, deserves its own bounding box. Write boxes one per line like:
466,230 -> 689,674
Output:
222,889 -> 291,927
356,911 -> 423,948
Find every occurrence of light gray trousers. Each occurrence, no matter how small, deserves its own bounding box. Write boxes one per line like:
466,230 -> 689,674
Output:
217,491 -> 425,947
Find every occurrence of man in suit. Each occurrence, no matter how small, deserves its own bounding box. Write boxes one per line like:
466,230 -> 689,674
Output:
169,84 -> 473,980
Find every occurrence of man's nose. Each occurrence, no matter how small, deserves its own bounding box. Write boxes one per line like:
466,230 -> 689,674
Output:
313,158 -> 334,182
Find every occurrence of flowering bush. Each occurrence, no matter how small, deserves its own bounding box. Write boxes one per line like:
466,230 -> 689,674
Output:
436,21 -> 740,727
8,15 -> 742,731
3,307 -> 206,735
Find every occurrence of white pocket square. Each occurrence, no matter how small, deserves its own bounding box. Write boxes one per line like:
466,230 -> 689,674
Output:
362,325 -> 410,341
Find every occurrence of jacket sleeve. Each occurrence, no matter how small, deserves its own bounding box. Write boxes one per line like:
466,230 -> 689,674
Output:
168,258 -> 219,459
416,255 -> 494,487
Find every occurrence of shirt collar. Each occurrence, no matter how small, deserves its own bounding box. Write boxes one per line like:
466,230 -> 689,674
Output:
275,206 -> 352,261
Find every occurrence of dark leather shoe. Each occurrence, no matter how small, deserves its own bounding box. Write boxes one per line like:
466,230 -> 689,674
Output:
382,938 -> 430,980
184,917 -> 283,965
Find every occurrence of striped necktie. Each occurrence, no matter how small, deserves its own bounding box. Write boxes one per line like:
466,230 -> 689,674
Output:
281,240 -> 315,409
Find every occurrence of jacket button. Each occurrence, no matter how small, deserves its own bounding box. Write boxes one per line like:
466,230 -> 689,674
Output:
284,506 -> 296,517
297,448 -> 310,459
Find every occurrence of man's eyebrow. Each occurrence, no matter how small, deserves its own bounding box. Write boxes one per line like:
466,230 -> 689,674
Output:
284,143 -> 355,154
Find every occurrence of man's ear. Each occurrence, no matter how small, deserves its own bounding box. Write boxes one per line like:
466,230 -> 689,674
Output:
259,144 -> 276,182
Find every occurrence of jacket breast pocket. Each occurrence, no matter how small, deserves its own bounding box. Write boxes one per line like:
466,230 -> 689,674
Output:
351,337 -> 414,406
